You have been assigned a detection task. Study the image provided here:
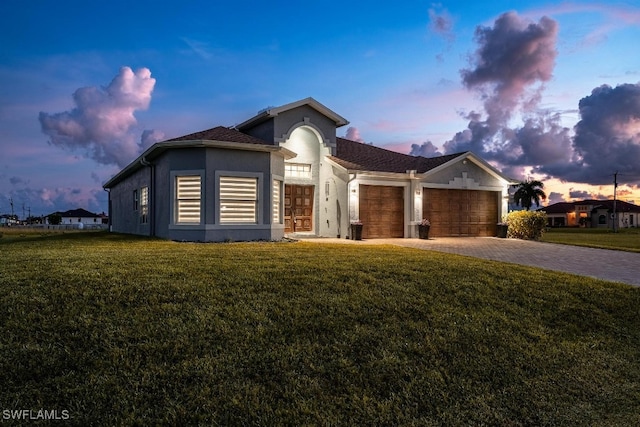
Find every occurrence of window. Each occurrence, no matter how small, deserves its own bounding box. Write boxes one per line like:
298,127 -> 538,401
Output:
220,176 -> 258,224
285,163 -> 312,179
598,214 -> 607,225
140,186 -> 149,224
273,180 -> 282,224
175,175 -> 202,224
133,189 -> 138,211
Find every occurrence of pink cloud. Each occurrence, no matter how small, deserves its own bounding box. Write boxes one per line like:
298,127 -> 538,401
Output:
39,67 -> 156,167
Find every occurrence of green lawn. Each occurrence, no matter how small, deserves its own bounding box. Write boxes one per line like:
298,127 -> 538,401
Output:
541,227 -> 640,252
1,231 -> 640,425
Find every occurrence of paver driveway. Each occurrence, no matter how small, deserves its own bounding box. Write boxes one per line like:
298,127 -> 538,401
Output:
301,237 -> 640,287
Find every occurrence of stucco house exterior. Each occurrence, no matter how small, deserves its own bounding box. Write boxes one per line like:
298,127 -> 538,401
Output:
103,98 -> 513,242
541,199 -> 640,228
46,208 -> 107,228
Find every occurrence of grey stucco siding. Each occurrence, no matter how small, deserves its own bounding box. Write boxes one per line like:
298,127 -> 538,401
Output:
152,147 -> 285,242
108,165 -> 152,236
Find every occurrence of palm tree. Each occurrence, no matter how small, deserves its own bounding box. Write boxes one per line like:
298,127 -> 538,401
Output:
512,179 -> 546,210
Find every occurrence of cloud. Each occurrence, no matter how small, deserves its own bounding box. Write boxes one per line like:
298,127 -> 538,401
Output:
409,141 -> 443,157
9,176 -> 27,186
546,191 -> 566,204
461,12 -> 558,131
444,12 -> 559,157
344,126 -> 365,142
180,37 -> 215,60
569,189 -> 592,199
39,66 -> 156,168
428,6 -> 454,41
538,82 -> 640,185
140,129 -> 165,151
428,5 -> 455,62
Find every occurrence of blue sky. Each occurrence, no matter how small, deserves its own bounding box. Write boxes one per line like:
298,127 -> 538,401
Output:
1,0 -> 640,217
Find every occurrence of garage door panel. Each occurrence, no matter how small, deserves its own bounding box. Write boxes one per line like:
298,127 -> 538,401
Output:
423,188 -> 498,237
360,185 -> 404,238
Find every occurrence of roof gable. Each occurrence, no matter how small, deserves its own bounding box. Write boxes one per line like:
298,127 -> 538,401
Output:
331,137 -> 467,174
236,97 -> 349,130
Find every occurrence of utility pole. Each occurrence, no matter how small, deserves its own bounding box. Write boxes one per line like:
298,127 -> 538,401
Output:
613,171 -> 618,233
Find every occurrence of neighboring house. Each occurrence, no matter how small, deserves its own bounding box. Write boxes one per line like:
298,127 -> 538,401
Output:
540,199 -> 640,228
103,98 -> 514,242
0,214 -> 18,226
48,208 -> 105,226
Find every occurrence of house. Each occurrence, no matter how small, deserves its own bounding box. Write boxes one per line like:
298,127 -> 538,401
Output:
539,199 -> 640,228
0,214 -> 18,227
103,98 -> 514,242
47,208 -> 106,228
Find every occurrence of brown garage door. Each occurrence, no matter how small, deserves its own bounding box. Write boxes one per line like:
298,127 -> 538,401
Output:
423,188 -> 499,237
359,185 -> 404,238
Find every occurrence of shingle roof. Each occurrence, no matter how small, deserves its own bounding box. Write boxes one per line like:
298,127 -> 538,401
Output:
330,137 -> 464,173
585,199 -> 640,213
55,208 -> 100,218
538,202 -> 576,214
539,200 -> 640,213
167,126 -> 272,145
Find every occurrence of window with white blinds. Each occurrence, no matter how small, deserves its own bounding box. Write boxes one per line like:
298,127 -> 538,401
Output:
220,176 -> 258,223
175,175 -> 201,223
272,180 -> 282,224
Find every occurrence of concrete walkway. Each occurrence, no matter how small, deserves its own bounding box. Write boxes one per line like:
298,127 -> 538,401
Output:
300,237 -> 640,287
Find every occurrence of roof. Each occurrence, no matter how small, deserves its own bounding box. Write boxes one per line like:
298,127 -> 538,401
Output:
104,127 -> 294,189
53,208 -> 100,218
167,126 -> 272,145
585,199 -> 640,213
330,137 -> 466,174
538,202 -> 576,214
236,97 -> 349,130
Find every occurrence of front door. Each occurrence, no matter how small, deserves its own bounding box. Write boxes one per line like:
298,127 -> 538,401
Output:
285,185 -> 314,233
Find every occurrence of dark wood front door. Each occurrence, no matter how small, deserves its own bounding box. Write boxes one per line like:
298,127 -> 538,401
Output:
285,185 -> 314,233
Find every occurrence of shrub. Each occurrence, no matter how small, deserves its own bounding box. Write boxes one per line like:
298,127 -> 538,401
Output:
506,210 -> 548,240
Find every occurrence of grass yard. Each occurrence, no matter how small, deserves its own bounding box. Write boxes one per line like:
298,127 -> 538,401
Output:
1,230 -> 640,425
541,227 -> 640,252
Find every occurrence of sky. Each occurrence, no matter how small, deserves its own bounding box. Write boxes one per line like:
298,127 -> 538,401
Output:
1,0 -> 640,218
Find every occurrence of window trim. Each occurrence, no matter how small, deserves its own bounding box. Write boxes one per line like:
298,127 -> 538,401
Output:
171,170 -> 205,226
215,171 -> 263,226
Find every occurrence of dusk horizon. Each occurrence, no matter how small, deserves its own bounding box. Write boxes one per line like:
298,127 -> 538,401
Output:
2,0 -> 639,218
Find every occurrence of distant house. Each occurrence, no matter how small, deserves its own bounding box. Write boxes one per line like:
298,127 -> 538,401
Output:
103,97 -> 514,242
47,208 -> 106,228
539,200 -> 640,228
0,214 -> 18,227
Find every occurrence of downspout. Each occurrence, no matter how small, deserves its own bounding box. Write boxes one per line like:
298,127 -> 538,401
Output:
140,155 -> 155,237
104,188 -> 111,232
